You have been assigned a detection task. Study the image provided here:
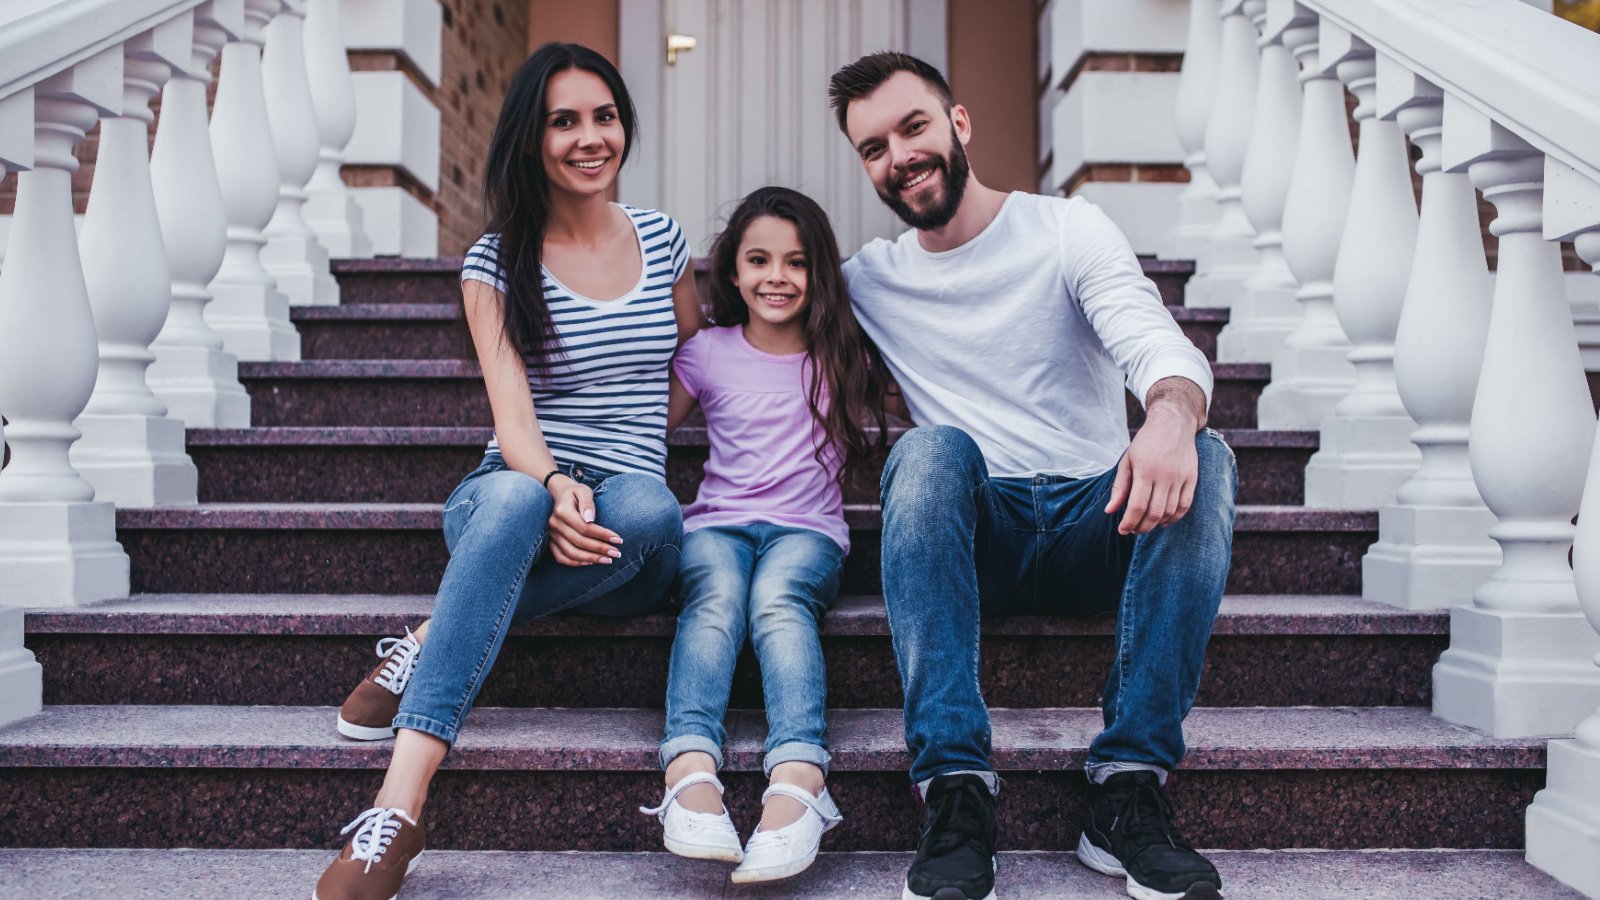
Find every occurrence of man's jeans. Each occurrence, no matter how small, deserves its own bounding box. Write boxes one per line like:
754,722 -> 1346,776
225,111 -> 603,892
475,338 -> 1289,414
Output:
660,524 -> 844,776
879,425 -> 1237,785
394,454 -> 683,746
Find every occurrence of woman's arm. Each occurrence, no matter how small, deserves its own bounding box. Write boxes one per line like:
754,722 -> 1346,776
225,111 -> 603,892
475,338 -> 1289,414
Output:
461,279 -> 621,566
671,267 -> 705,347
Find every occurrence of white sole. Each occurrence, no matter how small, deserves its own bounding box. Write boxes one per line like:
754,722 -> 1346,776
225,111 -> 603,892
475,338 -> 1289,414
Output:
900,882 -> 997,900
662,834 -> 743,864
1075,833 -> 1221,900
337,717 -> 394,741
312,850 -> 422,900
729,844 -> 820,884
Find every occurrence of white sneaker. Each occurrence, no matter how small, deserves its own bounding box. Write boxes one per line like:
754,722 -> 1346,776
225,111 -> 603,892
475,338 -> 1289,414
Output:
729,783 -> 843,884
639,770 -> 745,863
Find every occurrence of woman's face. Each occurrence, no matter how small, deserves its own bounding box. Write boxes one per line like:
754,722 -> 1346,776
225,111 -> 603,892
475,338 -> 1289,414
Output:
540,67 -> 625,198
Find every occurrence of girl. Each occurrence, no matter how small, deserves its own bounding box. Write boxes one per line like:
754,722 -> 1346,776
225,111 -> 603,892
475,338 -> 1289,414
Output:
315,44 -> 701,900
640,187 -> 888,884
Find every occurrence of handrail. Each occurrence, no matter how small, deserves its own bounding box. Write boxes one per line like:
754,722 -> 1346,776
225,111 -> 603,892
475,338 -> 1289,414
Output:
0,0 -> 206,102
1307,0 -> 1600,185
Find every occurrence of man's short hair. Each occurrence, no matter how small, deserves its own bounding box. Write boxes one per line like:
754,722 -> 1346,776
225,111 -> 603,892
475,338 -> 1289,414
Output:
827,51 -> 954,134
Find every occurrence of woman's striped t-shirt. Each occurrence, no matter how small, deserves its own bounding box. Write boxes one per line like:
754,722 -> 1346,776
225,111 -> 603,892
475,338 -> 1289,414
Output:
460,205 -> 689,480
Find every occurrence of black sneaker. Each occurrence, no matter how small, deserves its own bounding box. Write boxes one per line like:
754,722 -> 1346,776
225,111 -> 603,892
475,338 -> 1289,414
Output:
1076,771 -> 1223,900
902,773 -> 998,900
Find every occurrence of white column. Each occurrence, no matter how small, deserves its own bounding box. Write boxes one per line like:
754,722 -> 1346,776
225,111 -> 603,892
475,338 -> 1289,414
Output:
1432,99 -> 1600,738
1185,0 -> 1260,309
261,0 -> 339,306
1165,0 -> 1223,263
1301,33 -> 1420,508
71,16 -> 202,509
1255,6 -> 1355,431
1526,161 -> 1600,898
149,0 -> 254,429
1217,0 -> 1301,363
207,0 -> 302,361
1361,63 -> 1498,610
0,49 -> 132,608
302,0 -> 373,258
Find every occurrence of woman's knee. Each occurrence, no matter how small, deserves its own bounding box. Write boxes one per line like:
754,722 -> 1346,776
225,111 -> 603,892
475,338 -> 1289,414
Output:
454,470 -> 554,530
881,425 -> 985,504
594,472 -> 683,542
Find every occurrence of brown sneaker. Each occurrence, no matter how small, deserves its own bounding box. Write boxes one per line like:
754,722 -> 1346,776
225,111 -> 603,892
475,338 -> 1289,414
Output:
314,807 -> 424,900
337,628 -> 421,741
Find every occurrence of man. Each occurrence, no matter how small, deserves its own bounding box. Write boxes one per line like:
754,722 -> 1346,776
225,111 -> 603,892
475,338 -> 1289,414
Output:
829,52 -> 1236,900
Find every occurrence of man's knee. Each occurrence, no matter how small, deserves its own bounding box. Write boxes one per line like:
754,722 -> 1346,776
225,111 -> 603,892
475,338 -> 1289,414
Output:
1191,428 -> 1239,518
881,425 -> 985,504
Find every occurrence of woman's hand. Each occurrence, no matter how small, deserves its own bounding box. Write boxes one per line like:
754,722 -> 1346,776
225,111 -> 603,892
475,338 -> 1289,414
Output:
546,476 -> 624,566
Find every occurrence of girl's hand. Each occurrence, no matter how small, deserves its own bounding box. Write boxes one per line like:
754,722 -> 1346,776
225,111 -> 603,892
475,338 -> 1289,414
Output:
547,476 -> 625,566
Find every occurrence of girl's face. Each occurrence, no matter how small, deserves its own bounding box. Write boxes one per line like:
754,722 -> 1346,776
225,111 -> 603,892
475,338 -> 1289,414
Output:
733,215 -> 810,331
540,68 -> 625,198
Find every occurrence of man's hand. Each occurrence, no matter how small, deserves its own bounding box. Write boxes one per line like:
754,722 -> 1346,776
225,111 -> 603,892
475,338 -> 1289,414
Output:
547,477 -> 624,566
1104,377 -> 1208,535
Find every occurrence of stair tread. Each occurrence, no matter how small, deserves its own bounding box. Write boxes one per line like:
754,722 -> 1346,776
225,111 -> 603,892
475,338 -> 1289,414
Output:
0,705 -> 1542,770
238,358 -> 1273,379
289,301 -> 1231,321
0,849 -> 1575,899
25,592 -> 1446,636
114,503 -> 1377,530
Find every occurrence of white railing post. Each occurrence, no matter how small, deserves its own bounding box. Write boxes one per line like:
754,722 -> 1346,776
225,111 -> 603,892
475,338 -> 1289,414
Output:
1186,0 -> 1260,308
149,0 -> 253,429
207,0 -> 301,361
0,48 -> 132,607
1431,97 -> 1600,738
301,0 -> 372,258
1166,0 -> 1223,264
1301,28 -> 1420,507
261,0 -> 339,306
1218,0 -> 1302,362
71,14 -> 201,508
1255,4 -> 1355,430
1360,59 -> 1498,610
1526,159 -> 1600,898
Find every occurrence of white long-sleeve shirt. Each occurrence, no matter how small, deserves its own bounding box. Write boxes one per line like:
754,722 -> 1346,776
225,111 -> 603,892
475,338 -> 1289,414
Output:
842,192 -> 1213,479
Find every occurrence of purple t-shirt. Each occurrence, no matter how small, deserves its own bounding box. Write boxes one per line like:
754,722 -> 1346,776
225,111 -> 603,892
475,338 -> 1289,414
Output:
674,326 -> 849,552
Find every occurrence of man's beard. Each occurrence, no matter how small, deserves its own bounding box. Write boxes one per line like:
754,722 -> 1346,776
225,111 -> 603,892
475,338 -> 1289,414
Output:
877,126 -> 971,231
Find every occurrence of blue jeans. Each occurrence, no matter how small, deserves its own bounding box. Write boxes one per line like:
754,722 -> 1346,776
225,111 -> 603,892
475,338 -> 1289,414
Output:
394,454 -> 683,746
879,425 -> 1237,785
660,524 -> 844,776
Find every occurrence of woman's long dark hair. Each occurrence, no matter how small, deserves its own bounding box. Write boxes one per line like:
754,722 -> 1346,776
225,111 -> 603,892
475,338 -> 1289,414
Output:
480,43 -> 637,371
707,187 -> 889,487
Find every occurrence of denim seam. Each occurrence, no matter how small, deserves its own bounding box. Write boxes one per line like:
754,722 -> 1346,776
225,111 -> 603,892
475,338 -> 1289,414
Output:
391,712 -> 455,745
551,536 -> 682,614
443,528 -> 546,738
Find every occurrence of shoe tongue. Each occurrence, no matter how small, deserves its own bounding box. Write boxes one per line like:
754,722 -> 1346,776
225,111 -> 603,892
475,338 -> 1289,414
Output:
928,773 -> 988,802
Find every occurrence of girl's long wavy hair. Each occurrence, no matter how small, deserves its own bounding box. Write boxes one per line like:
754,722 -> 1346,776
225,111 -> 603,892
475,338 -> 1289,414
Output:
480,43 -> 638,373
707,187 -> 889,487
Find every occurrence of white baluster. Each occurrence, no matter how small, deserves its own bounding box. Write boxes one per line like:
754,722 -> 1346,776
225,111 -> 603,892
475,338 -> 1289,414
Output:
149,0 -> 253,429
1185,0 -> 1260,309
0,50 -> 132,607
1361,62 -> 1498,610
1165,0 -> 1223,264
1218,0 -> 1302,362
302,0 -> 372,258
1432,100 -> 1600,737
1301,33 -> 1420,508
1526,161 -> 1600,898
71,16 -> 201,509
261,0 -> 339,306
208,0 -> 301,361
1255,7 -> 1355,430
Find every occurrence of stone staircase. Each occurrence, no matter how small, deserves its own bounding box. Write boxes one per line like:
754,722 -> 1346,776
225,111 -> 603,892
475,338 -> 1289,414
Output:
0,258 -> 1579,897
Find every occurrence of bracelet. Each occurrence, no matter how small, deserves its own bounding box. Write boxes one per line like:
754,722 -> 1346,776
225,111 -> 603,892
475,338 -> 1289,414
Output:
542,469 -> 568,489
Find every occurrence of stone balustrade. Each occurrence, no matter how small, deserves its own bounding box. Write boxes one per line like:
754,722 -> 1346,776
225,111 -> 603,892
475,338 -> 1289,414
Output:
1175,0 -> 1600,891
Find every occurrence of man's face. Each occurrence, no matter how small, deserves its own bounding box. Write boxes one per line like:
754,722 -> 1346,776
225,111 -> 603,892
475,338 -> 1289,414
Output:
843,71 -> 971,231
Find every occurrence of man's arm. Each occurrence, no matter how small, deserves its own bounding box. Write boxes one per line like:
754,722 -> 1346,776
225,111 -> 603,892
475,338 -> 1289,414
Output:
1104,375 -> 1207,535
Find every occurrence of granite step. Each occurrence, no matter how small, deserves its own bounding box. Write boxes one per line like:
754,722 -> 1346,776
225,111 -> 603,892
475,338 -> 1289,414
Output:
186,426 -> 1316,506
329,256 -> 1200,309
291,302 -> 1229,362
237,359 -> 1272,429
114,503 -> 1377,596
0,848 -> 1577,899
24,594 -> 1445,709
0,705 -> 1543,852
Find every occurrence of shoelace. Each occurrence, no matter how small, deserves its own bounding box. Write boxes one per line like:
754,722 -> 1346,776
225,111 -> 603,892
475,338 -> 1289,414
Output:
1109,779 -> 1192,852
922,782 -> 994,858
340,806 -> 415,874
372,628 -> 420,695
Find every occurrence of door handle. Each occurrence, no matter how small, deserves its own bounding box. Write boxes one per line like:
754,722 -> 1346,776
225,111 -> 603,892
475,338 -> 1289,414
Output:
667,33 -> 697,65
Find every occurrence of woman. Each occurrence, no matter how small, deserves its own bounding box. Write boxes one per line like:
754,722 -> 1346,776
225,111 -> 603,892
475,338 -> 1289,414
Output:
314,43 -> 701,900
